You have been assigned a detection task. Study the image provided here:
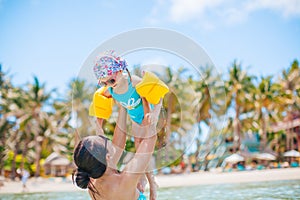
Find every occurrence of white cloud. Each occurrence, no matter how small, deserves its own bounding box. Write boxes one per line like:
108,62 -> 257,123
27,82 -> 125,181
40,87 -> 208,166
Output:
168,0 -> 224,23
144,0 -> 170,25
220,4 -> 249,25
245,0 -> 300,18
147,0 -> 300,28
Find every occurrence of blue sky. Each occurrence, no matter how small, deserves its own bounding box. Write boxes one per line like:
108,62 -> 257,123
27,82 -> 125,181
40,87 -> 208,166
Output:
1,0 -> 300,94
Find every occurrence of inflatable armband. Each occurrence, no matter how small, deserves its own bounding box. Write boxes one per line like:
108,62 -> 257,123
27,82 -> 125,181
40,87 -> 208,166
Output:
136,71 -> 169,104
89,86 -> 113,119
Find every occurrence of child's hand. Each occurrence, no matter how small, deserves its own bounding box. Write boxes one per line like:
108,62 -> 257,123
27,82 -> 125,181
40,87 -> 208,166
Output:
137,181 -> 145,193
137,175 -> 147,193
144,112 -> 158,125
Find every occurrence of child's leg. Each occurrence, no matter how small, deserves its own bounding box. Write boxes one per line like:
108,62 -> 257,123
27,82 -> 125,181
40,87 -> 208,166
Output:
146,172 -> 158,200
137,173 -> 147,193
134,138 -> 147,194
133,124 -> 158,200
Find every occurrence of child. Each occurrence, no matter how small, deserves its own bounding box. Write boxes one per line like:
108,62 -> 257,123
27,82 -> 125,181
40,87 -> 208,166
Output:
89,50 -> 169,200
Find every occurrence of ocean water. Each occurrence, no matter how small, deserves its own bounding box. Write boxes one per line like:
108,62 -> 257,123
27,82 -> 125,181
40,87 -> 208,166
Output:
1,180 -> 300,200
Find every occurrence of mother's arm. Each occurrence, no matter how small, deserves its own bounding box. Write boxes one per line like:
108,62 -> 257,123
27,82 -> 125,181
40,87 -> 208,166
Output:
121,128 -> 157,185
110,105 -> 127,168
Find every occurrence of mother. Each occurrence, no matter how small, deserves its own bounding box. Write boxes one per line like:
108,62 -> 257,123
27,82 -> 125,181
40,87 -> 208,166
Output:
72,107 -> 157,200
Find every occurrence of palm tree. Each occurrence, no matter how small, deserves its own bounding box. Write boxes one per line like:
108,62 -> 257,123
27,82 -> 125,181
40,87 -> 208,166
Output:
19,76 -> 54,177
30,99 -> 72,163
190,65 -> 227,170
281,60 -> 300,108
155,66 -> 196,168
46,100 -> 72,155
251,76 -> 281,151
9,77 -> 73,177
66,78 -> 94,145
225,60 -> 255,150
0,65 -> 13,175
0,66 -> 26,177
278,60 -> 300,150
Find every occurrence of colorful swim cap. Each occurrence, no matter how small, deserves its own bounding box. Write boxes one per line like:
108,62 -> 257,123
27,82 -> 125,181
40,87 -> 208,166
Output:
93,50 -> 128,79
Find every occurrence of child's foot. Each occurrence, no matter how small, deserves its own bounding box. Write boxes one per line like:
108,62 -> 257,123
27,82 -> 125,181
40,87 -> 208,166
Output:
137,182 -> 145,193
137,175 -> 147,193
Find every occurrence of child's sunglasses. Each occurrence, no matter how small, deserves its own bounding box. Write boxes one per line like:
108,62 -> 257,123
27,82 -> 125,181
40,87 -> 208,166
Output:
98,78 -> 116,87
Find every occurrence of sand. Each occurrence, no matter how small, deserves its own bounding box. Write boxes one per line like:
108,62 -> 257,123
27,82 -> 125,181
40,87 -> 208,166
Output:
1,168 -> 300,194
156,168 -> 300,188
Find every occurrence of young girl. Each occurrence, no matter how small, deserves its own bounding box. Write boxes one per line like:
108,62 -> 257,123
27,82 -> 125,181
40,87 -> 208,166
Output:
89,50 -> 169,200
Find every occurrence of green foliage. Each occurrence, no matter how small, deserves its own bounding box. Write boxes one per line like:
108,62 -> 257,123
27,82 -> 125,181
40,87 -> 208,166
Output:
1,59 -> 300,175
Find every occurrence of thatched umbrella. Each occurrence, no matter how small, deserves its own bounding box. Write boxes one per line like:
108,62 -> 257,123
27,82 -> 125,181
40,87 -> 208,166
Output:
254,153 -> 276,161
284,150 -> 300,157
224,153 -> 244,163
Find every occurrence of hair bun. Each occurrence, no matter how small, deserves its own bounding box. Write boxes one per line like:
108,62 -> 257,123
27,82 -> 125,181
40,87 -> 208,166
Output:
75,168 -> 90,189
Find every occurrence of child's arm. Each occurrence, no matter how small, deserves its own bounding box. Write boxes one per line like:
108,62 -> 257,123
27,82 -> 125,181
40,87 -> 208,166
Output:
144,98 -> 162,125
91,87 -> 113,134
135,71 -> 169,105
132,74 -> 163,125
96,118 -> 105,135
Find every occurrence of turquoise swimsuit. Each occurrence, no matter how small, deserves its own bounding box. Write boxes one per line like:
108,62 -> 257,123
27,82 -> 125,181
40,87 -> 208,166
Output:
108,78 -> 152,124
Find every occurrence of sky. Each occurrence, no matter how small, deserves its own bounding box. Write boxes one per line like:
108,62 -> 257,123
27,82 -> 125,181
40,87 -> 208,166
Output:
1,0 -> 300,94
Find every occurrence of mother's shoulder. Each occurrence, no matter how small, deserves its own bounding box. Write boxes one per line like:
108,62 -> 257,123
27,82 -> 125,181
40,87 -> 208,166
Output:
118,170 -> 140,186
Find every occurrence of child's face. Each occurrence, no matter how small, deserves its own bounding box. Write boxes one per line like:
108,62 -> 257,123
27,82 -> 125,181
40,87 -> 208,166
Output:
98,71 -> 121,88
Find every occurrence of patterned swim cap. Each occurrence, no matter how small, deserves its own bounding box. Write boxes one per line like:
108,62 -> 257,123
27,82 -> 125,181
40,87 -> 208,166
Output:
93,50 -> 128,79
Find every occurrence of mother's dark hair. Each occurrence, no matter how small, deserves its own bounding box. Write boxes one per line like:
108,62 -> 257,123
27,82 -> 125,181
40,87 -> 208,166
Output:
72,136 -> 107,190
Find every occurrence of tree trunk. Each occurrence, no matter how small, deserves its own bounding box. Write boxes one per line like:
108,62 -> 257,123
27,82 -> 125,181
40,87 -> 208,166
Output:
291,131 -> 295,150
0,129 -> 6,176
11,147 -> 18,180
164,94 -> 173,164
0,117 -> 8,176
234,96 -> 241,151
297,134 -> 300,152
286,129 -> 290,151
194,123 -> 203,171
74,129 -> 80,148
34,138 -> 43,177
261,112 -> 267,151
10,130 -> 20,180
21,136 -> 30,169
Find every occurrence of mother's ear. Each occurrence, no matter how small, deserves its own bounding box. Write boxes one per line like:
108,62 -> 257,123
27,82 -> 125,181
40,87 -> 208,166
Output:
106,153 -> 111,162
106,153 -> 114,168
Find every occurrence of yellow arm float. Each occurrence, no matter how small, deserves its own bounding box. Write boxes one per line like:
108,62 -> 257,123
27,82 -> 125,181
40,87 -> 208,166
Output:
89,86 -> 113,119
136,71 -> 169,104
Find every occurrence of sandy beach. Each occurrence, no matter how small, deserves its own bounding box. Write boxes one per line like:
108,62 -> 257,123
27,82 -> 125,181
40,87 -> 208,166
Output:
1,168 -> 300,194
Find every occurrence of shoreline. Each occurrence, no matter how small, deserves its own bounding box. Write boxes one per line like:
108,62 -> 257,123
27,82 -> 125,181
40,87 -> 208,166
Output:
1,168 -> 300,194
156,168 -> 300,188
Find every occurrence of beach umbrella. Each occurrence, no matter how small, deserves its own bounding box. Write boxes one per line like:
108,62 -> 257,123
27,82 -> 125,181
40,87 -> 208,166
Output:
224,153 -> 244,163
255,153 -> 276,160
283,150 -> 300,157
